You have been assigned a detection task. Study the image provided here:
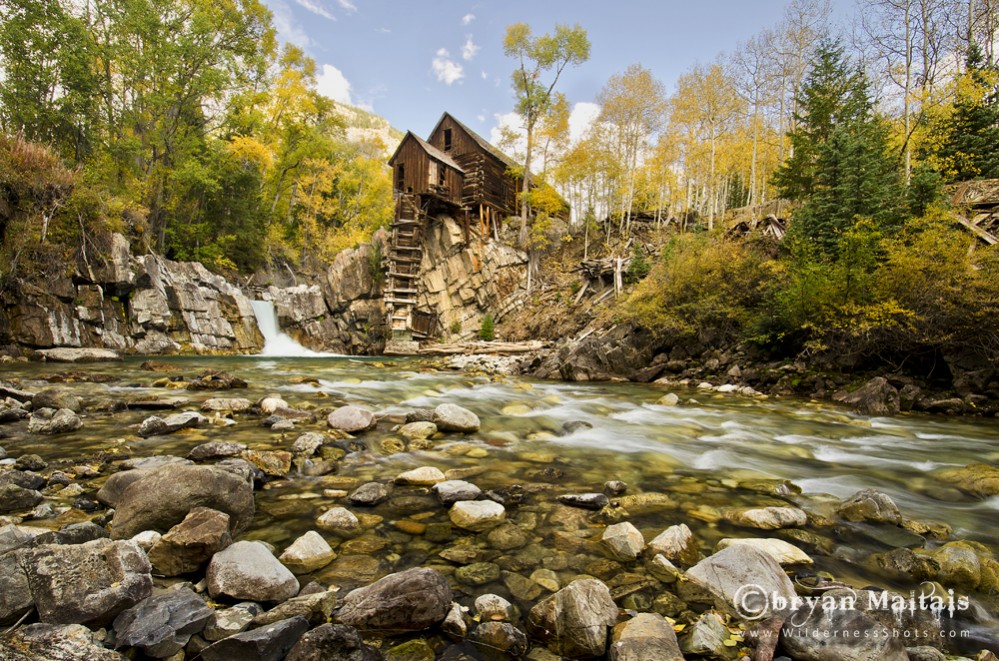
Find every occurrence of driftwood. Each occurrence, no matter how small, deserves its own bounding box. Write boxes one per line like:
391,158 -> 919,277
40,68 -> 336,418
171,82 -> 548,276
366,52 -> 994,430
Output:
947,179 -> 999,244
417,340 -> 547,356
726,214 -> 787,240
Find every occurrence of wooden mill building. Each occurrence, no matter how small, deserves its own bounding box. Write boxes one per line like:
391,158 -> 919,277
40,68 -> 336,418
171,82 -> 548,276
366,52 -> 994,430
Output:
388,112 -> 522,235
383,113 -> 525,343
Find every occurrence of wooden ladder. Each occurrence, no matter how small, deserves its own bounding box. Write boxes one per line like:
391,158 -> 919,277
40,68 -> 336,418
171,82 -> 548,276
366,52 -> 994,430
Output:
386,194 -> 426,339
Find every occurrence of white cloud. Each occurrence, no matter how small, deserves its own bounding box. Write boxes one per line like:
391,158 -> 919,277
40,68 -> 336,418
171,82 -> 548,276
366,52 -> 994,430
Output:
461,13 -> 475,25
432,48 -> 464,85
477,113 -> 486,123
569,102 -> 601,143
337,0 -> 357,11
271,0 -> 312,46
316,63 -> 353,105
481,70 -> 488,80
462,36 -> 479,61
295,0 -> 335,20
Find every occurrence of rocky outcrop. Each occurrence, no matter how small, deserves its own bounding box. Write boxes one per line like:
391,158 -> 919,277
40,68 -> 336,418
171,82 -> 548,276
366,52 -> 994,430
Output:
319,229 -> 389,354
534,322 -> 662,382
416,218 -> 528,340
0,233 -> 262,354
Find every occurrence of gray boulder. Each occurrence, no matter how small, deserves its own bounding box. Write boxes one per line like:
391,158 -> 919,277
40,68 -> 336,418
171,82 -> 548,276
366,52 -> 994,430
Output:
200,615 -> 310,661
837,488 -> 902,524
526,578 -> 619,658
348,482 -> 390,506
0,623 -> 127,660
146,507 -> 233,576
0,483 -> 43,513
28,408 -> 82,434
327,405 -> 377,433
109,463 -> 254,539
137,411 -> 207,438
833,376 -> 900,416
610,612 -> 684,661
206,540 -> 300,603
432,403 -> 480,432
112,588 -> 213,658
285,623 -> 383,661
23,538 -> 152,625
681,544 -> 795,620
0,550 -> 33,624
601,521 -> 645,562
279,531 -> 336,574
187,441 -> 248,461
336,567 -> 452,632
32,389 -> 83,412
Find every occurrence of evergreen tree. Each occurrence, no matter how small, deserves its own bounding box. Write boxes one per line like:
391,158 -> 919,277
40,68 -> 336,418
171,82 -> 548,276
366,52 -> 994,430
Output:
776,39 -> 903,256
931,44 -> 999,182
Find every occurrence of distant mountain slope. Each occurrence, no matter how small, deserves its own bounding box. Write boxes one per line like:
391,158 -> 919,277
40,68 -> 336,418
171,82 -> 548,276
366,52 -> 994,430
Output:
331,101 -> 403,157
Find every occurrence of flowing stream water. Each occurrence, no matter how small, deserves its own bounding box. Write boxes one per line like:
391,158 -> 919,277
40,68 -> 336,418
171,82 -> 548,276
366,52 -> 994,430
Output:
3,354 -> 998,650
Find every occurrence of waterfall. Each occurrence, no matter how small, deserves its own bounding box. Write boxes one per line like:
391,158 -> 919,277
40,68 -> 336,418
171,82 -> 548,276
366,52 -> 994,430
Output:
250,300 -> 323,357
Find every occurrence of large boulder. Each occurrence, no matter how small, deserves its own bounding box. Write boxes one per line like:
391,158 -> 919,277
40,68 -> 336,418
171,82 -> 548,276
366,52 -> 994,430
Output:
647,523 -> 700,566
146,507 -> 233,576
833,376 -> 900,416
0,623 -> 127,660
23,538 -> 152,625
526,578 -> 619,658
200,615 -> 310,661
0,550 -> 33,624
0,483 -> 43,513
336,567 -> 452,632
206,540 -> 300,603
601,521 -> 645,562
681,544 -> 795,620
112,588 -> 213,658
109,463 -> 254,539
35,348 -> 122,363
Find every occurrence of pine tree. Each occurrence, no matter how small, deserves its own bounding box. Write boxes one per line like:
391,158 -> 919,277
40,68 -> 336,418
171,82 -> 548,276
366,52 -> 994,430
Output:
776,39 -> 903,256
932,44 -> 999,182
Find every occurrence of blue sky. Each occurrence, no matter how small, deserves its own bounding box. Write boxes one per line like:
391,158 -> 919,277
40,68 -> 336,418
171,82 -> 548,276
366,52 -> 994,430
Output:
263,0 -> 852,141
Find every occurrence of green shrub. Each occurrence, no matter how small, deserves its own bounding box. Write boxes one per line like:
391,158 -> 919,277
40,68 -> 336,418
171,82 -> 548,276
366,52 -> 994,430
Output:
479,314 -> 495,341
625,243 -> 651,283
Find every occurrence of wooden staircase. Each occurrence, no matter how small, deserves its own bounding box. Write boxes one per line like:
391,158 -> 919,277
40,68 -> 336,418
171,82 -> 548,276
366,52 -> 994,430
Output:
385,194 -> 426,340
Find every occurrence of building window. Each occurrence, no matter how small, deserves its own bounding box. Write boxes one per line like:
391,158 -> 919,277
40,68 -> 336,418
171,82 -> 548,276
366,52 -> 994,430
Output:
396,163 -> 405,190
443,128 -> 452,152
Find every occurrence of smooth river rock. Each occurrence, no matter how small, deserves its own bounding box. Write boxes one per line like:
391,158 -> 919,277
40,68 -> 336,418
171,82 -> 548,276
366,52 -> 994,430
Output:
279,531 -> 336,574
716,537 -> 813,565
449,500 -> 506,532
27,408 -> 82,434
726,506 -> 808,530
837,488 -> 902,524
336,567 -> 452,632
647,523 -> 700,566
206,540 -> 300,603
109,463 -> 254,539
432,403 -> 480,432
601,521 -> 645,561
137,411 -> 208,438
433,479 -> 482,505
200,615 -> 310,661
327,405 -> 377,433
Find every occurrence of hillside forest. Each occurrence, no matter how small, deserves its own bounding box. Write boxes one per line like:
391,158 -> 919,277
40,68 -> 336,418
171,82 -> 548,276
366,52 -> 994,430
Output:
1,0 -> 998,372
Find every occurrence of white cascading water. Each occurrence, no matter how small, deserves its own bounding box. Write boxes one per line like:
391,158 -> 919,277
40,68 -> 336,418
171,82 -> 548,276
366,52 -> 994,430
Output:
250,300 -> 323,357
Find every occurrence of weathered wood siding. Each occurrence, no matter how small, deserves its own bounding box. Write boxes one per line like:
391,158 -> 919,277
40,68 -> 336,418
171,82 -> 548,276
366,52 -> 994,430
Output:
428,116 -> 520,217
389,134 -> 463,206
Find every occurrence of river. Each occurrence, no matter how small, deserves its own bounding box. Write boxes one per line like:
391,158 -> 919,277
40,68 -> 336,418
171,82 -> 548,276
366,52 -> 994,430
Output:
3,354 -> 998,650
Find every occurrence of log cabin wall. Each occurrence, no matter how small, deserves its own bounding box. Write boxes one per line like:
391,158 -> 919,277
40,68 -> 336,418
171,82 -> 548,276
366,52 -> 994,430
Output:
389,132 -> 464,207
427,114 -> 520,217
